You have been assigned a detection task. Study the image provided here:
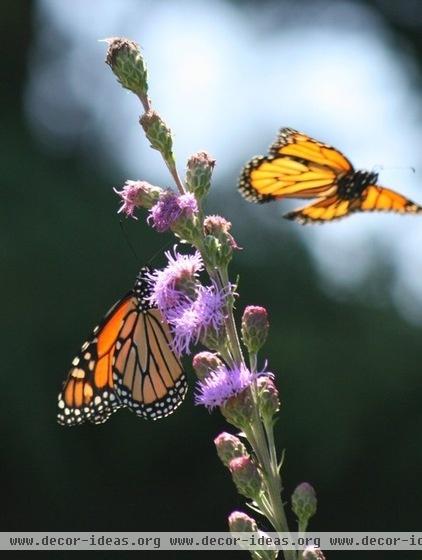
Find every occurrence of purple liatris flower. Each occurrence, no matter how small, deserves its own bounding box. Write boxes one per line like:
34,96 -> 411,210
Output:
114,180 -> 162,218
195,363 -> 257,410
146,247 -> 203,313
148,190 -> 198,232
147,247 -> 229,355
167,283 -> 228,355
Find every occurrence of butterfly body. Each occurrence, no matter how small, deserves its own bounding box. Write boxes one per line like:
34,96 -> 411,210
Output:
58,268 -> 187,426
336,169 -> 378,200
239,128 -> 422,223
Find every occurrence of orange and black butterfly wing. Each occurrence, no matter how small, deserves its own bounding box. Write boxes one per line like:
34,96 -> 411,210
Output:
239,128 -> 353,203
284,195 -> 356,224
285,185 -> 422,224
359,185 -> 422,215
57,295 -> 136,426
112,302 -> 187,420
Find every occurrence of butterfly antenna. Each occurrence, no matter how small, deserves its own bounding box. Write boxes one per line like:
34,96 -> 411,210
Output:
146,239 -> 174,267
118,219 -> 140,263
374,164 -> 416,174
118,219 -> 174,269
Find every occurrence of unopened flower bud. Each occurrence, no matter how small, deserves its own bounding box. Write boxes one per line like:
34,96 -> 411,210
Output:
140,111 -> 175,167
221,388 -> 254,429
199,323 -> 228,353
292,483 -> 317,526
192,352 -> 223,380
228,511 -> 258,533
202,234 -> 221,268
228,513 -> 277,560
303,546 -> 326,560
105,37 -> 149,105
229,456 -> 263,500
241,306 -> 269,354
256,375 -> 280,422
202,215 -> 240,267
203,215 -> 231,236
214,432 -> 248,467
114,180 -> 162,218
186,151 -> 215,199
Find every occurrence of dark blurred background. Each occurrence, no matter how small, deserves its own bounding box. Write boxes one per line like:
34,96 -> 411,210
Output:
2,1 -> 422,558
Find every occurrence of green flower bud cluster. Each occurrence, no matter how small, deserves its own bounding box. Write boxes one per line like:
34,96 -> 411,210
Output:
199,323 -> 228,353
171,215 -> 201,245
202,215 -> 239,268
214,432 -> 249,467
140,111 -> 176,169
228,511 -> 258,533
228,512 -> 277,560
256,375 -> 280,423
229,455 -> 263,500
221,388 -> 254,430
241,305 -> 269,354
292,482 -> 317,530
186,151 -> 215,199
105,37 -> 149,106
192,352 -> 223,381
105,38 -> 183,192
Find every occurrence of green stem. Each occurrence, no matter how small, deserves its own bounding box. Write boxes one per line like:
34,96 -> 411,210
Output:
217,265 -> 243,365
216,271 -> 294,560
193,202 -> 294,560
165,159 -> 185,195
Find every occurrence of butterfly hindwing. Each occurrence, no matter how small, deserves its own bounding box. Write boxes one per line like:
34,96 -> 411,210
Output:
284,195 -> 356,224
113,307 -> 187,420
360,185 -> 422,214
285,185 -> 422,224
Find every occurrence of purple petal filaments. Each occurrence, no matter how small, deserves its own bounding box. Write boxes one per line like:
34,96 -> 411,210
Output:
195,363 -> 256,410
146,248 -> 203,313
148,190 -> 198,232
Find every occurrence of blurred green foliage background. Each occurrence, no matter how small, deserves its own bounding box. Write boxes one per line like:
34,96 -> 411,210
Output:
2,2 -> 422,559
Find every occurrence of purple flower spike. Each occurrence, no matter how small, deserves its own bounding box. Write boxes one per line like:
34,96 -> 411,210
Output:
195,363 -> 257,410
167,282 -> 228,356
148,190 -> 198,232
146,247 -> 203,313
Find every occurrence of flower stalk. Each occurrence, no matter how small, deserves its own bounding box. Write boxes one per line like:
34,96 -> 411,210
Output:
106,37 -> 320,560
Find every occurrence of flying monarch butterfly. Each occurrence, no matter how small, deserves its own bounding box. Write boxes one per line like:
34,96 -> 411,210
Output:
239,128 -> 422,224
57,268 -> 187,426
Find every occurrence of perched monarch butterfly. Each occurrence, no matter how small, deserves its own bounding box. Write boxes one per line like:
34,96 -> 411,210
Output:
57,268 -> 187,426
239,128 -> 422,224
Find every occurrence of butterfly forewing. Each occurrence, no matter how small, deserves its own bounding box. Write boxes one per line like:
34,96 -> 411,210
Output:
57,296 -> 135,426
239,128 -> 350,204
